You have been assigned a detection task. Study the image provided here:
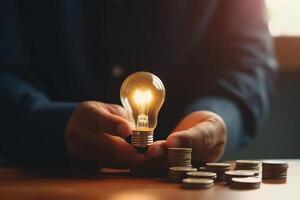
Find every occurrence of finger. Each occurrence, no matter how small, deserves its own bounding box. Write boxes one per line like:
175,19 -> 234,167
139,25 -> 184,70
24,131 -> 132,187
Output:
147,140 -> 167,159
166,120 -> 226,152
200,143 -> 225,163
166,130 -> 193,148
172,111 -> 211,132
77,102 -> 132,137
130,141 -> 168,176
108,135 -> 147,168
107,104 -> 135,124
69,129 -> 147,169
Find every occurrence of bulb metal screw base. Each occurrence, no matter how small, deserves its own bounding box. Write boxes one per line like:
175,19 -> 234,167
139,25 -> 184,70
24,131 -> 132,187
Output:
132,130 -> 153,153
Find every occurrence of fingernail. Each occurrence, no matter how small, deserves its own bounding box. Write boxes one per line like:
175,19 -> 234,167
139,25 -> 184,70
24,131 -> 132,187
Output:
117,123 -> 131,135
170,138 -> 181,147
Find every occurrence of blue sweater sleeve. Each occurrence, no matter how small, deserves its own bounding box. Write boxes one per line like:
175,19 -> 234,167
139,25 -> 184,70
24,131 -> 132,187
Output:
0,70 -> 77,164
184,0 -> 277,157
0,1 -> 77,164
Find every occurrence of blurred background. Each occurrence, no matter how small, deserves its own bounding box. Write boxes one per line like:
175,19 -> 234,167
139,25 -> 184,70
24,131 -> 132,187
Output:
231,0 -> 300,159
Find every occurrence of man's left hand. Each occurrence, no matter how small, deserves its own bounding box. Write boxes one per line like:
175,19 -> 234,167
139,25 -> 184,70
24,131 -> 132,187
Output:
135,111 -> 227,173
166,111 -> 227,165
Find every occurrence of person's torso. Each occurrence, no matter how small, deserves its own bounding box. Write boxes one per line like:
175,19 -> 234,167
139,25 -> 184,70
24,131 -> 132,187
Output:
3,0 -> 219,135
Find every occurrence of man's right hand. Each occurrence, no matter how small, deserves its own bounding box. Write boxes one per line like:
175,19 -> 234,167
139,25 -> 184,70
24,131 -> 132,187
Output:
65,101 -> 147,169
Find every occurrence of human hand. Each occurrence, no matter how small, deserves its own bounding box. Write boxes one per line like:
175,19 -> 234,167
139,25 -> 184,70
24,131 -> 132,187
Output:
130,111 -> 227,174
166,111 -> 227,165
65,101 -> 148,169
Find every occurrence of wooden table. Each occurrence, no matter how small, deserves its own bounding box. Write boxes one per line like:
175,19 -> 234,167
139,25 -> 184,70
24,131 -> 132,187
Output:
0,160 -> 299,200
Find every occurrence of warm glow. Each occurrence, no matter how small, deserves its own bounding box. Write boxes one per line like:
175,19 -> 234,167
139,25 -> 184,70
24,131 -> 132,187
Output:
266,0 -> 300,36
133,89 -> 153,105
120,71 -> 165,132
107,191 -> 158,200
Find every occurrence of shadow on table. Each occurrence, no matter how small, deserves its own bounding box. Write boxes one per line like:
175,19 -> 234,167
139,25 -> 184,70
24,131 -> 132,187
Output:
0,163 -> 169,181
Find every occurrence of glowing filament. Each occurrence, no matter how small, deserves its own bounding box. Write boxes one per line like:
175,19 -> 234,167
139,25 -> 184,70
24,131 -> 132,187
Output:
133,89 -> 153,129
133,90 -> 153,104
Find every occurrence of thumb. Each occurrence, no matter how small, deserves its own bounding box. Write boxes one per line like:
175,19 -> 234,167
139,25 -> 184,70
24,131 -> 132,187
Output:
77,102 -> 133,137
166,122 -> 219,151
99,111 -> 133,138
166,130 -> 193,148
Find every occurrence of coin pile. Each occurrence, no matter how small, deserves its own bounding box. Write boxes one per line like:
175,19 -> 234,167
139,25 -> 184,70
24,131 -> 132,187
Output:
166,150 -> 288,190
231,177 -> 261,189
224,170 -> 256,185
262,160 -> 289,179
186,171 -> 217,181
205,163 -> 231,181
235,160 -> 260,175
168,148 -> 192,167
169,167 -> 197,182
182,178 -> 214,189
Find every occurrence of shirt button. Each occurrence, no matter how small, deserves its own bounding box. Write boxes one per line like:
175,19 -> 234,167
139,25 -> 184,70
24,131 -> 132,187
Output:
111,64 -> 124,78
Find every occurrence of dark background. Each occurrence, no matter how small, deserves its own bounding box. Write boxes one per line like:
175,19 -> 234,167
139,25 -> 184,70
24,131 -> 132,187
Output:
230,37 -> 300,159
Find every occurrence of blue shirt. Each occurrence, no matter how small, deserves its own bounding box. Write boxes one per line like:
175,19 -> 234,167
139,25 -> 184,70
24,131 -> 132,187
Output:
0,0 -> 277,164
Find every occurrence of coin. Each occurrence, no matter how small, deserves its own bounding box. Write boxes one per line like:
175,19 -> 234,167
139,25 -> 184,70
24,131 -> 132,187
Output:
169,167 -> 197,171
262,161 -> 288,170
262,160 -> 288,180
236,160 -> 260,166
182,178 -> 214,189
225,170 -> 256,177
198,167 -> 206,171
262,160 -> 288,165
169,167 -> 197,182
206,163 -> 231,168
168,148 -> 192,152
168,148 -> 192,167
186,171 -> 217,180
231,177 -> 261,189
235,160 -> 261,172
205,162 -> 231,181
225,170 -> 256,185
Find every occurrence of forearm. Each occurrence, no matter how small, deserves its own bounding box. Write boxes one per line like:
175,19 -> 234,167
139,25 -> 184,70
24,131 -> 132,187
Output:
184,0 -> 278,157
0,70 -> 77,164
207,0 -> 278,134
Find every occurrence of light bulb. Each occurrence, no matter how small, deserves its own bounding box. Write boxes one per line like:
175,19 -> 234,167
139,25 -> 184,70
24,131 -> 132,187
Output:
120,71 -> 166,152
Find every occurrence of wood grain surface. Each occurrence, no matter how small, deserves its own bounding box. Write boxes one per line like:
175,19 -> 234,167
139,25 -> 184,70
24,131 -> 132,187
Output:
0,160 -> 299,200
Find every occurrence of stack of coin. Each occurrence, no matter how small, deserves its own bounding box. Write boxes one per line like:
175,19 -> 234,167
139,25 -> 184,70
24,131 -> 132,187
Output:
182,178 -> 214,189
231,177 -> 261,189
235,160 -> 260,175
205,163 -> 231,181
186,171 -> 217,181
262,160 -> 288,179
169,167 -> 197,182
224,170 -> 256,185
168,148 -> 192,167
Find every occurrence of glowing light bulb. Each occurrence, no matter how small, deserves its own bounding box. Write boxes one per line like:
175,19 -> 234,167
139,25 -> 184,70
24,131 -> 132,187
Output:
120,71 -> 166,152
